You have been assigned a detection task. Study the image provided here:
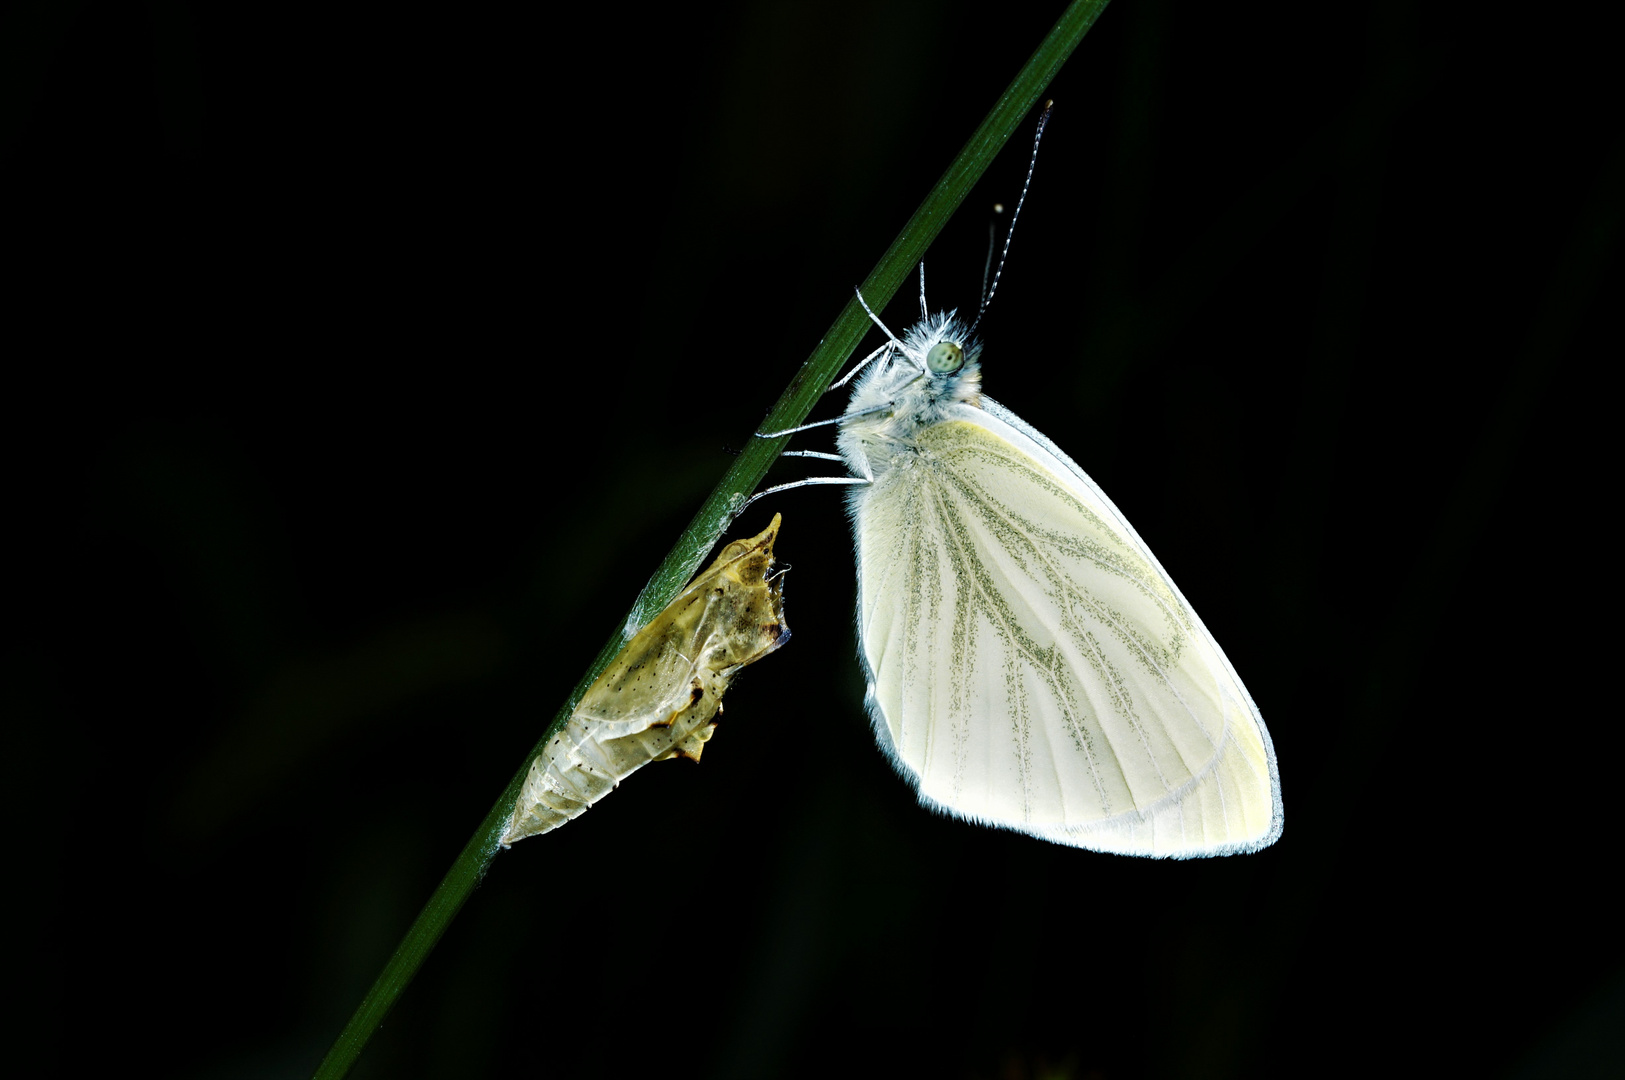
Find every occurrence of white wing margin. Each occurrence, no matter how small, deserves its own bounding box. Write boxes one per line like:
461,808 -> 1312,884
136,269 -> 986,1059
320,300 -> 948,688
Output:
850,398 -> 1282,858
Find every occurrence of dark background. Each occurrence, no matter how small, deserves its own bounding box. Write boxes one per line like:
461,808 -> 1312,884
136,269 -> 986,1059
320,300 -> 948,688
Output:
4,1 -> 1620,1077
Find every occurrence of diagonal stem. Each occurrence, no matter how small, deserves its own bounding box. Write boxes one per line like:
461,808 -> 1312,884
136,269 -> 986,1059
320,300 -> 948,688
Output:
311,3 -> 1112,1076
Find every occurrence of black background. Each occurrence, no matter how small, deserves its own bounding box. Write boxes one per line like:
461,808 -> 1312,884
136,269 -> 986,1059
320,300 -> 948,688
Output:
5,1 -> 1620,1077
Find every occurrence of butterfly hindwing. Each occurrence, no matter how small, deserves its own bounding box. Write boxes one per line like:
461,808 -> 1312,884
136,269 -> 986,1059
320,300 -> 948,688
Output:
852,401 -> 1281,857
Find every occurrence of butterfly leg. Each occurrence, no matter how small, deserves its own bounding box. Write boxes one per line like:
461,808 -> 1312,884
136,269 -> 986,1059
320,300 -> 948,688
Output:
854,287 -> 903,345
755,399 -> 894,439
735,475 -> 869,515
828,340 -> 895,391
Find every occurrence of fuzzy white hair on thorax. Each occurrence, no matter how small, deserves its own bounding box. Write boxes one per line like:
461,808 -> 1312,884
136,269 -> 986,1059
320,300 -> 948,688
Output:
837,307 -> 986,481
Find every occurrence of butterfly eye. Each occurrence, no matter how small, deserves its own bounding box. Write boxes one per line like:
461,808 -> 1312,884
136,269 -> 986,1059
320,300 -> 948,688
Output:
926,341 -> 964,374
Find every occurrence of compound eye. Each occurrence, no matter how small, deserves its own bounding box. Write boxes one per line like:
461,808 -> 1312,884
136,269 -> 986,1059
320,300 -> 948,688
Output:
926,341 -> 964,374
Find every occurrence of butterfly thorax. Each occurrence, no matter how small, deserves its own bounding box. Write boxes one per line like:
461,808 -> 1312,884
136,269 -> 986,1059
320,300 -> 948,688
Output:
837,312 -> 983,481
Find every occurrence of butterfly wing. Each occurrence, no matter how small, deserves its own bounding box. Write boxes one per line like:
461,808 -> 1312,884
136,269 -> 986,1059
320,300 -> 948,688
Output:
851,400 -> 1281,857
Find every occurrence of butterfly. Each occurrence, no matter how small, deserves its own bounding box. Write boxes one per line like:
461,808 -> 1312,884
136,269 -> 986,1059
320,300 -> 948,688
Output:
750,111 -> 1282,858
502,514 -> 789,845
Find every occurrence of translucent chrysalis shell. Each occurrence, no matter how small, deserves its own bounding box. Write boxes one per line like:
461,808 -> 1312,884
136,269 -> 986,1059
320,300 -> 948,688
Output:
501,514 -> 789,845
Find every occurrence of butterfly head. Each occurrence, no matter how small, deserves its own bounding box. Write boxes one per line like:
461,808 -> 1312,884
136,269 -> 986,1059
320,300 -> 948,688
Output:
901,310 -> 982,407
841,307 -> 985,441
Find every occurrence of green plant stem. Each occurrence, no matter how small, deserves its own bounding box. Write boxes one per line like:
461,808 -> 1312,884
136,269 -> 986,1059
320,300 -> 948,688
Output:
312,3 -> 1110,1076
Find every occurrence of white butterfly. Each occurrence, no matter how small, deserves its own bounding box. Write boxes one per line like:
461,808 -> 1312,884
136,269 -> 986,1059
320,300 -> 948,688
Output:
760,285 -> 1282,857
752,115 -> 1282,857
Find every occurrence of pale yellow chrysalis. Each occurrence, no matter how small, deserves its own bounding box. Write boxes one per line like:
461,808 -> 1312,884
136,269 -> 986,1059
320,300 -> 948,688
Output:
501,514 -> 789,845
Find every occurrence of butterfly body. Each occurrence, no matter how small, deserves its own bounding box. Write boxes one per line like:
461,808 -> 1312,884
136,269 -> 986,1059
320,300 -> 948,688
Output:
833,310 -> 1283,858
838,313 -> 983,472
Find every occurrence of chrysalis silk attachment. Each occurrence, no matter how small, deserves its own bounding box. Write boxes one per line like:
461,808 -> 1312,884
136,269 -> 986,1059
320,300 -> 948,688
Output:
501,514 -> 789,844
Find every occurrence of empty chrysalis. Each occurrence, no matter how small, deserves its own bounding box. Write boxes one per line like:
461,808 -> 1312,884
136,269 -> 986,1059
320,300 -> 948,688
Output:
501,514 -> 790,845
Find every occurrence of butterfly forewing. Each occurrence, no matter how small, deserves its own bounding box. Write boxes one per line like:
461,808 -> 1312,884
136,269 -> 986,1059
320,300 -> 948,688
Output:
853,402 -> 1280,857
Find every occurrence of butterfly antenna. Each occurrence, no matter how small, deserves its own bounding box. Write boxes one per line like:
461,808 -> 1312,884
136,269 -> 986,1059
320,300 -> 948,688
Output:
980,203 -> 1004,305
918,261 -> 928,320
969,100 -> 1052,338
